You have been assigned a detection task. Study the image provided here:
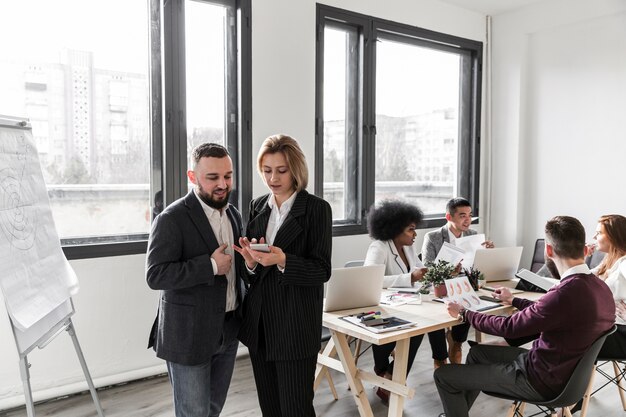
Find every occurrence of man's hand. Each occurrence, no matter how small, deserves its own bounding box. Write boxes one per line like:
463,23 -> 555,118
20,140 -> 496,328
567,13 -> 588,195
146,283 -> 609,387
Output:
492,287 -> 513,305
481,240 -> 495,249
411,267 -> 428,283
212,243 -> 232,275
446,301 -> 463,318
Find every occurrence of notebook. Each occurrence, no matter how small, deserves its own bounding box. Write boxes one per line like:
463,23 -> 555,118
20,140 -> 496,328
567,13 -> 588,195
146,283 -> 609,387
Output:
323,264 -> 385,312
473,247 -> 523,282
515,268 -> 559,292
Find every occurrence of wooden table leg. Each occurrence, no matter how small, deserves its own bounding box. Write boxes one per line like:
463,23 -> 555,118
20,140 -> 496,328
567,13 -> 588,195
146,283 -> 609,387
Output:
388,338 -> 409,417
332,330 -> 374,417
314,338 -> 337,391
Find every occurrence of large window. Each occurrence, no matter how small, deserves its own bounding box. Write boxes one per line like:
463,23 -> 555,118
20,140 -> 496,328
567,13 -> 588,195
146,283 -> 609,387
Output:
315,5 -> 482,235
0,0 -> 251,258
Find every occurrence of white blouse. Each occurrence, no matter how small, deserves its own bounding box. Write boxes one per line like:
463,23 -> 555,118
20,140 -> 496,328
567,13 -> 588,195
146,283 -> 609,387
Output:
602,255 -> 626,325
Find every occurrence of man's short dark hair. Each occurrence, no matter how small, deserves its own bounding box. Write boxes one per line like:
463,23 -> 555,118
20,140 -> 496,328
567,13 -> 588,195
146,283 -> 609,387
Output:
545,216 -> 586,259
191,143 -> 230,165
367,200 -> 424,241
446,197 -> 472,215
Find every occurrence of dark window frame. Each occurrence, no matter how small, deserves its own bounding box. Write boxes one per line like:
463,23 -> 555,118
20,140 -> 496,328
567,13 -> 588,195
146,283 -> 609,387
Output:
315,4 -> 482,237
63,0 -> 252,259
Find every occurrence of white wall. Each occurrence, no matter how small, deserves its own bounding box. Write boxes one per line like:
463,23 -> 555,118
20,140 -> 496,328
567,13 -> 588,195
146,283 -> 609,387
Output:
488,0 -> 626,267
0,0 -> 486,409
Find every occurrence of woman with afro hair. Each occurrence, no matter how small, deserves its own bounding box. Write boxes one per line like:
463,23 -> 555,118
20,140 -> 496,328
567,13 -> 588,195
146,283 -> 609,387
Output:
363,199 -> 449,403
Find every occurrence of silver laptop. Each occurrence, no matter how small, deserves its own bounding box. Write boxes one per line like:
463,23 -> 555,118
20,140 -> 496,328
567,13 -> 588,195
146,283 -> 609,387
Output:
473,247 -> 523,282
323,264 -> 385,312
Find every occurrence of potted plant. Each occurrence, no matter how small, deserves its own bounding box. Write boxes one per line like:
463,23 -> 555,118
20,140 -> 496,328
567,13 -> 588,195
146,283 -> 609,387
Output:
424,260 -> 455,298
463,267 -> 485,291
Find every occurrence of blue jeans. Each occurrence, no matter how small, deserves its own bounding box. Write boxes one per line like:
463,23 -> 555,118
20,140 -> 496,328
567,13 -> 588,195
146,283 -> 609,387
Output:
166,336 -> 239,417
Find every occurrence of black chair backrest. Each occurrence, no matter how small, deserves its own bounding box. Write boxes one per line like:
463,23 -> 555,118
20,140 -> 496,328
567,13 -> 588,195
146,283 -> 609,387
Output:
530,239 -> 545,273
541,325 -> 617,407
587,250 -> 606,270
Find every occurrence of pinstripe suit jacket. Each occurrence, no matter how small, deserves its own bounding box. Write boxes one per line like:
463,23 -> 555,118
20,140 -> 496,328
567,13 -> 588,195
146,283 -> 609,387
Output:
146,191 -> 245,365
421,225 -> 477,264
238,190 -> 332,361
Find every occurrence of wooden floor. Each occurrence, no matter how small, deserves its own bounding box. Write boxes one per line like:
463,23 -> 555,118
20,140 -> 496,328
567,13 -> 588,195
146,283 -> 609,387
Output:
3,338 -> 626,417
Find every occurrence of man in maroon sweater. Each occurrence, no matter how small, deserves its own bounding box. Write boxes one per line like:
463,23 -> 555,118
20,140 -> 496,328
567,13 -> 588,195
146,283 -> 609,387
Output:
434,216 -> 615,417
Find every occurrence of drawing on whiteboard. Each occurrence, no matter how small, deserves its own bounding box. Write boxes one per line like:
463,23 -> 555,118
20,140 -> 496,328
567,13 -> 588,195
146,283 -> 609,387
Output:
0,168 -> 37,250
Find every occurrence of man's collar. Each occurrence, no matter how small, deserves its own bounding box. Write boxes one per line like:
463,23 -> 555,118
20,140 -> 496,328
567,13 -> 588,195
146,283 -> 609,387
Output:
561,263 -> 591,279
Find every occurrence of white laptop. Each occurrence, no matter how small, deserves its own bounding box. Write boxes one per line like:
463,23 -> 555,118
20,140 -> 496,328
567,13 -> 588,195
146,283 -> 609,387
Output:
323,264 -> 385,312
472,246 -> 523,282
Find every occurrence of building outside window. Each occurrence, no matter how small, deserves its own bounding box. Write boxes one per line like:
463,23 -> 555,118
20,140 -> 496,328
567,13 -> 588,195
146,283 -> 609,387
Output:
316,5 -> 482,235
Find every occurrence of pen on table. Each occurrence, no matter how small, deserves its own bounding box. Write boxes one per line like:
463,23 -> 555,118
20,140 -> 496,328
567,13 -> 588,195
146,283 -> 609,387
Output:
396,290 -> 417,294
359,311 -> 381,320
357,310 -> 376,318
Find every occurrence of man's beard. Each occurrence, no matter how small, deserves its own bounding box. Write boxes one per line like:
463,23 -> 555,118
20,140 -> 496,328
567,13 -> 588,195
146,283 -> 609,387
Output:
197,184 -> 231,210
545,258 -> 561,279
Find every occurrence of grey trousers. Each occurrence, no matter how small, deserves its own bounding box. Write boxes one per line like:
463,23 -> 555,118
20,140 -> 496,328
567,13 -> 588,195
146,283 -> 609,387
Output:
434,344 -> 546,417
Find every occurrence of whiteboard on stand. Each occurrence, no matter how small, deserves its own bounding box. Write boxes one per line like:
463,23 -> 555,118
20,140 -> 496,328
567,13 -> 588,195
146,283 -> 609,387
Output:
0,114 -> 78,355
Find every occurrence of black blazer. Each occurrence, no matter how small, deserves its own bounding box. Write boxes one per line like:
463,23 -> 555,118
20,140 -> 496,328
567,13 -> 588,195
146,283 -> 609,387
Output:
238,190 -> 332,361
146,190 -> 245,365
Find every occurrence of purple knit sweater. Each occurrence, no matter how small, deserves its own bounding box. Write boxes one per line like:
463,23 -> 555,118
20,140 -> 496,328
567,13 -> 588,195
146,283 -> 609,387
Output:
465,273 -> 615,398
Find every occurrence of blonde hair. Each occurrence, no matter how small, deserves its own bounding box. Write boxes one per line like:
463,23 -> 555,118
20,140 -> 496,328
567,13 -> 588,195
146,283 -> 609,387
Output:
596,214 -> 626,277
257,134 -> 308,192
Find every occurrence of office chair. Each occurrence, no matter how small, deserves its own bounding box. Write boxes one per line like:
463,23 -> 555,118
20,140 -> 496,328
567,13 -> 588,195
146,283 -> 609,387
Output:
483,325 -> 616,417
530,239 -> 545,273
586,250 -> 606,270
344,260 -> 365,268
579,356 -> 626,417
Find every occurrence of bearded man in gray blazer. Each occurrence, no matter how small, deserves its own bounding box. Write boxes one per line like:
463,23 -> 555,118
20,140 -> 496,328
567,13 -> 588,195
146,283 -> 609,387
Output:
421,197 -> 494,364
146,143 -> 245,417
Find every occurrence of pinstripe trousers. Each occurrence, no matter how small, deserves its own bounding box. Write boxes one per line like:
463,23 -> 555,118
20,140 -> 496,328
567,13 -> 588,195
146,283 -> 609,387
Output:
249,351 -> 317,417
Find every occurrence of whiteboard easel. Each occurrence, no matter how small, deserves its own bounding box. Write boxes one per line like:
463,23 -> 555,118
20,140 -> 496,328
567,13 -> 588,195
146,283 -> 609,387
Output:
0,116 -> 104,417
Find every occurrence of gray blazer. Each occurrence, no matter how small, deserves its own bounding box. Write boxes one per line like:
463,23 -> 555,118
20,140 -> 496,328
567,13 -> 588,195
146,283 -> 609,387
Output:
146,191 -> 245,365
421,225 -> 477,264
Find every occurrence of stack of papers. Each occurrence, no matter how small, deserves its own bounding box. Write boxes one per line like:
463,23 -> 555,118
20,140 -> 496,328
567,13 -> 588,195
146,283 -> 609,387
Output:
434,234 -> 486,268
380,292 -> 422,306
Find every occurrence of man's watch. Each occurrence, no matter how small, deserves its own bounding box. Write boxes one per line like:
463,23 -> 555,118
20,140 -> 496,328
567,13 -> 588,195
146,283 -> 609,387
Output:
457,308 -> 467,323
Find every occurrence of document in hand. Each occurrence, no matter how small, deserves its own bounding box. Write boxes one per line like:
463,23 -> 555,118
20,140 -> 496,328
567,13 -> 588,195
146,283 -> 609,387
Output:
515,268 -> 559,292
444,276 -> 500,311
435,242 -> 465,266
455,233 -> 486,268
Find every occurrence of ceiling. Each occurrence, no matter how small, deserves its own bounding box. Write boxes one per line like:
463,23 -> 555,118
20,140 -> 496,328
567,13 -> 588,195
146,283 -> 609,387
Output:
438,0 -> 545,16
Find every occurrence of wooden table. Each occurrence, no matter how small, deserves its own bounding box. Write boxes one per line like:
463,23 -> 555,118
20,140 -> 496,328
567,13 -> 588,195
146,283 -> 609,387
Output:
315,283 -> 540,417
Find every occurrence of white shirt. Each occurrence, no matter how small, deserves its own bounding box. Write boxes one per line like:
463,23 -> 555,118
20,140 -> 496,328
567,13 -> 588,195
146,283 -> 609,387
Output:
447,224 -> 459,246
266,191 -> 297,246
194,190 -> 237,312
561,263 -> 592,279
602,255 -> 626,325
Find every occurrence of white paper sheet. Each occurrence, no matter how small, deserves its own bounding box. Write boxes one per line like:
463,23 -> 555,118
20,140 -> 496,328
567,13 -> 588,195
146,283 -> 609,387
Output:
0,126 -> 78,330
434,241 -> 465,266
455,233 -> 485,268
443,276 -> 500,311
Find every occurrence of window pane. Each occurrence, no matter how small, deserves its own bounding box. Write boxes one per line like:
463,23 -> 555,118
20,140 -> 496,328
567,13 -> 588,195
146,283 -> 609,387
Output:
323,26 -> 358,222
185,0 -> 227,178
0,0 -> 151,241
375,38 -> 460,215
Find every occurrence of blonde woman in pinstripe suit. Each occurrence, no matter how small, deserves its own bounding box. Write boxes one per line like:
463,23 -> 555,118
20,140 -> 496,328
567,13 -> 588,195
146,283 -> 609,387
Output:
234,134 -> 332,417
